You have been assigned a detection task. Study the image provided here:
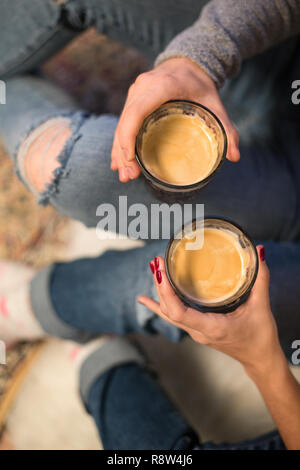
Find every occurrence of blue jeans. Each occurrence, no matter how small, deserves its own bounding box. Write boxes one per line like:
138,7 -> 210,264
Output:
1,0 -> 299,450
30,239 -> 300,359
28,238 -> 298,450
0,0 -> 299,240
79,337 -> 285,450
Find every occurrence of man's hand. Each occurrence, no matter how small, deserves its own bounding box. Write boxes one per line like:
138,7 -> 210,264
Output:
111,58 -> 240,182
138,246 -> 283,374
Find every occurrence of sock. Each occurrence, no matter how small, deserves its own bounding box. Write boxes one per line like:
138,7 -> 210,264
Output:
0,261 -> 46,344
66,337 -> 111,373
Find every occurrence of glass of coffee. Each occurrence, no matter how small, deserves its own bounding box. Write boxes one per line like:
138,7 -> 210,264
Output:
165,217 -> 258,313
135,100 -> 227,200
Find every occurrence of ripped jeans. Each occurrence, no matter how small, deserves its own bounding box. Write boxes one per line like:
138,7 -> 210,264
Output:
0,0 -> 300,239
0,0 -> 300,343
0,0 -> 299,450
0,0 -> 299,348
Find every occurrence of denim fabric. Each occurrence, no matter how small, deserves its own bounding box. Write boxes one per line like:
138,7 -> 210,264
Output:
85,363 -> 198,450
199,431 -> 285,450
81,338 -> 284,450
31,240 -> 185,343
0,0 -> 207,78
79,338 -> 148,403
0,0 -> 298,452
0,1 -> 299,241
1,75 -> 300,242
0,0 -> 77,79
29,239 -> 300,359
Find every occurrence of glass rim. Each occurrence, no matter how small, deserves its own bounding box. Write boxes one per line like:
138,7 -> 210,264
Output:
135,99 -> 228,190
165,216 -> 259,313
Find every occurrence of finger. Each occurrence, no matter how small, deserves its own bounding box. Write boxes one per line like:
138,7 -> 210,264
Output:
138,295 -> 209,344
110,158 -> 118,171
224,123 -> 240,162
153,257 -> 188,323
111,147 -> 119,171
124,159 -> 141,180
250,245 -> 270,302
118,88 -> 172,163
112,121 -> 141,180
203,97 -> 240,162
137,296 -> 161,315
113,134 -> 130,182
153,257 -> 224,338
214,111 -> 240,162
138,294 -> 184,330
111,88 -> 135,179
114,139 -> 141,181
149,256 -> 182,319
111,131 -> 127,178
118,158 -> 130,183
149,258 -> 172,315
111,131 -> 120,171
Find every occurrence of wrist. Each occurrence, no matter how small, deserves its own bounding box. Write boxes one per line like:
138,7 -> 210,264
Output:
157,57 -> 216,88
244,345 -> 289,384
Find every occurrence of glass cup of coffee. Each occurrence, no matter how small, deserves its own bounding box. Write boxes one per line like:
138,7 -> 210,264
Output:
135,100 -> 227,201
165,217 -> 258,313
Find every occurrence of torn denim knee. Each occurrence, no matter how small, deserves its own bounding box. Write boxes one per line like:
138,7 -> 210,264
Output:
15,111 -> 87,205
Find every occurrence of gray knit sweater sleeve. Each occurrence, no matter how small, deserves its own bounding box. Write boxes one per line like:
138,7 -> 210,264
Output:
155,0 -> 300,88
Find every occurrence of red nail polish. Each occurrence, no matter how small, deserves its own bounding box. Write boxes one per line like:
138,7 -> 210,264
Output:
156,270 -> 162,284
154,257 -> 159,270
259,246 -> 265,261
149,261 -> 155,274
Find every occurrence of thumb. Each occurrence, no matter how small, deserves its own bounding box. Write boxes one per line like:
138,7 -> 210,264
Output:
206,94 -> 240,162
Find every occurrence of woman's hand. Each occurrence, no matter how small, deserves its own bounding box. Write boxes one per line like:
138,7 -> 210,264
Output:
111,57 -> 240,182
138,246 -> 284,375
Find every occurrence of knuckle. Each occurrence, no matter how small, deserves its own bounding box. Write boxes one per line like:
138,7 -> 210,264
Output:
117,124 -> 129,143
135,73 -> 148,85
119,128 -> 134,145
111,149 -> 119,161
164,72 -> 176,82
162,72 -> 178,89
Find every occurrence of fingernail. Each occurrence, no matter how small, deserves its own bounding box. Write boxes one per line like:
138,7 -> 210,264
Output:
126,167 -> 134,179
119,168 -> 127,181
156,270 -> 162,284
149,261 -> 155,274
154,257 -> 159,270
259,246 -> 265,261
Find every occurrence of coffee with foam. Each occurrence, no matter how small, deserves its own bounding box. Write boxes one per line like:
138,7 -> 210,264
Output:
141,113 -> 218,186
170,227 -> 250,304
166,218 -> 258,312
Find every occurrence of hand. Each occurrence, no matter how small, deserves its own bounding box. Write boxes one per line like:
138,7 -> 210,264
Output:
138,246 -> 283,374
111,57 -> 240,182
